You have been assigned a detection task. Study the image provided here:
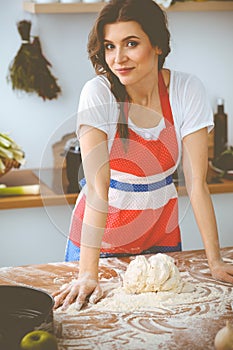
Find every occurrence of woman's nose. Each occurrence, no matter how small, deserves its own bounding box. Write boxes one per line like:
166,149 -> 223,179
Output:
114,48 -> 127,64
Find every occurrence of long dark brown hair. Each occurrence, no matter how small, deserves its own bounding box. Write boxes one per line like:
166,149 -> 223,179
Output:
87,0 -> 171,142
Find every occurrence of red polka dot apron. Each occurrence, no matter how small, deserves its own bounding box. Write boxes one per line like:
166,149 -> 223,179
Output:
66,71 -> 181,261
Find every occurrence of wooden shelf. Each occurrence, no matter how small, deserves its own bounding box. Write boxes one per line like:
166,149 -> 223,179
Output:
23,1 -> 105,13
0,167 -> 233,210
0,168 -> 78,210
23,1 -> 233,14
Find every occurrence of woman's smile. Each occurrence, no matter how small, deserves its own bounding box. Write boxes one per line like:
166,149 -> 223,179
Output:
115,67 -> 135,74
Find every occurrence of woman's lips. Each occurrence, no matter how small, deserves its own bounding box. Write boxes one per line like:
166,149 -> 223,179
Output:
115,67 -> 134,75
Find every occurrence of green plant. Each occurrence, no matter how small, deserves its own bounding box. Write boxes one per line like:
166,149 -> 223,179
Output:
7,20 -> 61,101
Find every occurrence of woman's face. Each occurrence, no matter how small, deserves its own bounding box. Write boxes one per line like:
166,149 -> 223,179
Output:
103,21 -> 160,87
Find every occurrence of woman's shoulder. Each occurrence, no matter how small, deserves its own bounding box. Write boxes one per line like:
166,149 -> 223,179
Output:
170,70 -> 204,91
79,75 -> 116,109
82,75 -> 112,95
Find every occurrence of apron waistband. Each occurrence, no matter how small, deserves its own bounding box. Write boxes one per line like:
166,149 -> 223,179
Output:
110,175 -> 173,192
80,175 -> 173,193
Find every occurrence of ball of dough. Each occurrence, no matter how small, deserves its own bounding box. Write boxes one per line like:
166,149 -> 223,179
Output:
123,254 -> 181,294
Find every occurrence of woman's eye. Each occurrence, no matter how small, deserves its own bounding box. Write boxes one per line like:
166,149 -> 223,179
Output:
128,41 -> 138,48
104,43 -> 115,50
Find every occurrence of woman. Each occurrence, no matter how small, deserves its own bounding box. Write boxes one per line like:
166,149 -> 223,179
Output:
53,0 -> 233,310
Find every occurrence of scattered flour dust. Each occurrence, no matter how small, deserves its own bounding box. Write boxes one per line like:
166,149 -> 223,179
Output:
57,254 -> 232,316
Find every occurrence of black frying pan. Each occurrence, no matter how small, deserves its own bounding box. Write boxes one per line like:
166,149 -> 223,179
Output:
0,285 -> 54,350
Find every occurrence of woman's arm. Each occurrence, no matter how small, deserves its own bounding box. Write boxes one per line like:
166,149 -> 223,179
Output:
79,124 -> 110,274
182,127 -> 233,283
53,125 -> 110,310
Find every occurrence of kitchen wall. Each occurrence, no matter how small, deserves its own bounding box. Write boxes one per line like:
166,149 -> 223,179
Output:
1,1 -> 233,169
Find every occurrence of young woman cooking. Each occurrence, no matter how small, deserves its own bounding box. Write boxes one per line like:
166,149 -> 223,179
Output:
53,0 -> 233,311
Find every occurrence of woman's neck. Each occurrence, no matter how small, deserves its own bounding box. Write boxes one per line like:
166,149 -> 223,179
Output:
126,73 -> 159,109
126,69 -> 170,110
125,69 -> 170,129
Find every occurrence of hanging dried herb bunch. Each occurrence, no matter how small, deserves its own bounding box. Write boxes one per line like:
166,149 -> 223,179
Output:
7,20 -> 61,101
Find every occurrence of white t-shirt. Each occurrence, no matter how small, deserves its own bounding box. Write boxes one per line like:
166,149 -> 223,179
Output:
77,70 -> 214,154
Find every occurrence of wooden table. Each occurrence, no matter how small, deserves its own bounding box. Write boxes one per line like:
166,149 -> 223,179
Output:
0,247 -> 233,349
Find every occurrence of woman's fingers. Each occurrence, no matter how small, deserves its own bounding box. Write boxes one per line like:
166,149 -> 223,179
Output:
211,261 -> 233,284
61,288 -> 79,311
53,292 -> 70,309
213,270 -> 233,284
74,285 -> 103,311
53,284 -> 75,310
52,278 -> 101,311
52,283 -> 69,298
74,281 -> 99,310
89,284 -> 103,304
53,293 -> 66,310
75,291 -> 88,311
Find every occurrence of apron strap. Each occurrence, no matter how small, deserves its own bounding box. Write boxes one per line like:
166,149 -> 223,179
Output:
158,70 -> 174,126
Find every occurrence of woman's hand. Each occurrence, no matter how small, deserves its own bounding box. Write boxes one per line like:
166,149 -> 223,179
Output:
210,260 -> 233,284
52,273 -> 103,311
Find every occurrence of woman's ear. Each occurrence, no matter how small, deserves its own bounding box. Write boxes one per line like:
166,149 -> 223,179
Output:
155,46 -> 162,55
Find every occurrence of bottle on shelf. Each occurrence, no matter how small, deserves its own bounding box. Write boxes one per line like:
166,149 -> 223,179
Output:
214,98 -> 228,160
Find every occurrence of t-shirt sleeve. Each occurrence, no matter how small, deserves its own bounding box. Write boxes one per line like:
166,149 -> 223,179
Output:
180,75 -> 214,139
76,77 -> 117,139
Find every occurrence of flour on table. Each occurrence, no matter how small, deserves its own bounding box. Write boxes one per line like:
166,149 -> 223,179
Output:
54,252 -> 233,321
56,254 -> 198,315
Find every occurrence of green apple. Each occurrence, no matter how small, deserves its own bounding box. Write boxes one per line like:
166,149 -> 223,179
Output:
20,330 -> 58,350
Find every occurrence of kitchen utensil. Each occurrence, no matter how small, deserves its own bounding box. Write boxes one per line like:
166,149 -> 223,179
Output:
0,285 -> 54,350
64,137 -> 84,193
